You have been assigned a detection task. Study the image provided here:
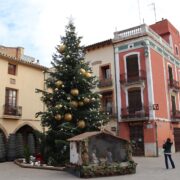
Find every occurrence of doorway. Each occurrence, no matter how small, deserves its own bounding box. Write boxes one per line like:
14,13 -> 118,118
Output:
128,89 -> 142,114
129,124 -> 144,156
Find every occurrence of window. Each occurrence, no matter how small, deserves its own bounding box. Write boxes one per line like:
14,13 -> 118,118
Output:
8,63 -> 16,75
126,54 -> 139,79
5,88 -> 17,106
101,65 -> 111,79
4,88 -> 17,115
105,97 -> 112,114
128,88 -> 142,113
168,65 -> 173,81
175,46 -> 179,56
102,92 -> 113,114
171,95 -> 176,115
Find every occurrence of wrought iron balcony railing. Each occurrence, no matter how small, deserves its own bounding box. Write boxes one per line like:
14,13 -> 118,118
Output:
100,105 -> 117,118
171,110 -> 180,120
98,78 -> 113,88
3,104 -> 22,117
168,79 -> 180,91
121,105 -> 149,119
120,70 -> 146,84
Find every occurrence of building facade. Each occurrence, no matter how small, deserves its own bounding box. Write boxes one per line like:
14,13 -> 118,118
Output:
85,19 -> 180,156
0,46 -> 46,154
85,40 -> 117,134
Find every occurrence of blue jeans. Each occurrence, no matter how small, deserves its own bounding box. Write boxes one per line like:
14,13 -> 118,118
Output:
164,154 -> 175,169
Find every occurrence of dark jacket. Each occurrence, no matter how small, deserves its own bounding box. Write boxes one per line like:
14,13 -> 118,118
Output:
163,141 -> 173,153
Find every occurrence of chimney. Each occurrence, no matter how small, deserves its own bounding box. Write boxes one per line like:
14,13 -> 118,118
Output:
16,47 -> 24,59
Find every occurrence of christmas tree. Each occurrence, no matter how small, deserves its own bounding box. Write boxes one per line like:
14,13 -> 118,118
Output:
36,20 -> 108,165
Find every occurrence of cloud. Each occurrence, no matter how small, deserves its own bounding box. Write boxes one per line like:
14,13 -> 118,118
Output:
0,0 -> 45,60
0,0 -> 180,67
1,0 -> 143,67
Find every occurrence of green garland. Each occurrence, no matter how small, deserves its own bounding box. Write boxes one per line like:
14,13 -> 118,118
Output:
69,161 -> 137,178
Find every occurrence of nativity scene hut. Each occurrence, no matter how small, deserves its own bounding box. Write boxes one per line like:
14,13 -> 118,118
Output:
67,131 -> 137,178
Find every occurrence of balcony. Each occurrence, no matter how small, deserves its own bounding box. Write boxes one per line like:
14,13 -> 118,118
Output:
121,105 -> 149,120
113,24 -> 172,53
171,110 -> 180,122
3,104 -> 22,119
120,70 -> 146,85
168,79 -> 180,91
100,105 -> 117,118
98,78 -> 113,88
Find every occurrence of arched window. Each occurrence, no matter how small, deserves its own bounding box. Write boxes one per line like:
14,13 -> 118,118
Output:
124,53 -> 141,83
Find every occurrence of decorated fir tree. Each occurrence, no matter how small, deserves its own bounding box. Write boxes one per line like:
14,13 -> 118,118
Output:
36,20 -> 108,165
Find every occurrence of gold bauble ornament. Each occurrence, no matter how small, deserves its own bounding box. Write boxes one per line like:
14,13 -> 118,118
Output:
98,94 -> 102,98
58,44 -> 66,53
78,101 -> 84,106
84,97 -> 90,104
91,98 -> 96,102
70,101 -> 78,108
77,120 -> 86,128
55,104 -> 62,108
85,72 -> 92,78
80,68 -> 86,74
55,80 -> 63,87
70,88 -> 79,96
64,113 -> 73,121
55,114 -> 62,121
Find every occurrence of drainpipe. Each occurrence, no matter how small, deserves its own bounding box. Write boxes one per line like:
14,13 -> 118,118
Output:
155,121 -> 159,156
42,70 -> 47,134
113,43 -> 120,136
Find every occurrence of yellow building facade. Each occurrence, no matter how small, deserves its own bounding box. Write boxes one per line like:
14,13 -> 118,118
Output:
85,40 -> 117,134
0,45 -> 46,142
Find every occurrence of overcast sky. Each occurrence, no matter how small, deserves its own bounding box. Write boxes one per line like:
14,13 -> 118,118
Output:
0,0 -> 180,67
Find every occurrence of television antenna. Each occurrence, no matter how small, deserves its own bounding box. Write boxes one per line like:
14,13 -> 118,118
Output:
148,2 -> 157,22
137,0 -> 142,24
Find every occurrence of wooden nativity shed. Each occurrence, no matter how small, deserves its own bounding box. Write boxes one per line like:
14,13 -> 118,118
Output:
67,131 -> 137,178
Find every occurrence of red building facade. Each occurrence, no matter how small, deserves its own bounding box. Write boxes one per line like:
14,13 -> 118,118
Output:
114,19 -> 180,156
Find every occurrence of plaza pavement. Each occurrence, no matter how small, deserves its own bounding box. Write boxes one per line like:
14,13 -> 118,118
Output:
0,153 -> 179,180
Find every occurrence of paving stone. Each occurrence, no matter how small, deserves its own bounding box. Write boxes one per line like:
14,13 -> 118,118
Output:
0,153 -> 179,180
